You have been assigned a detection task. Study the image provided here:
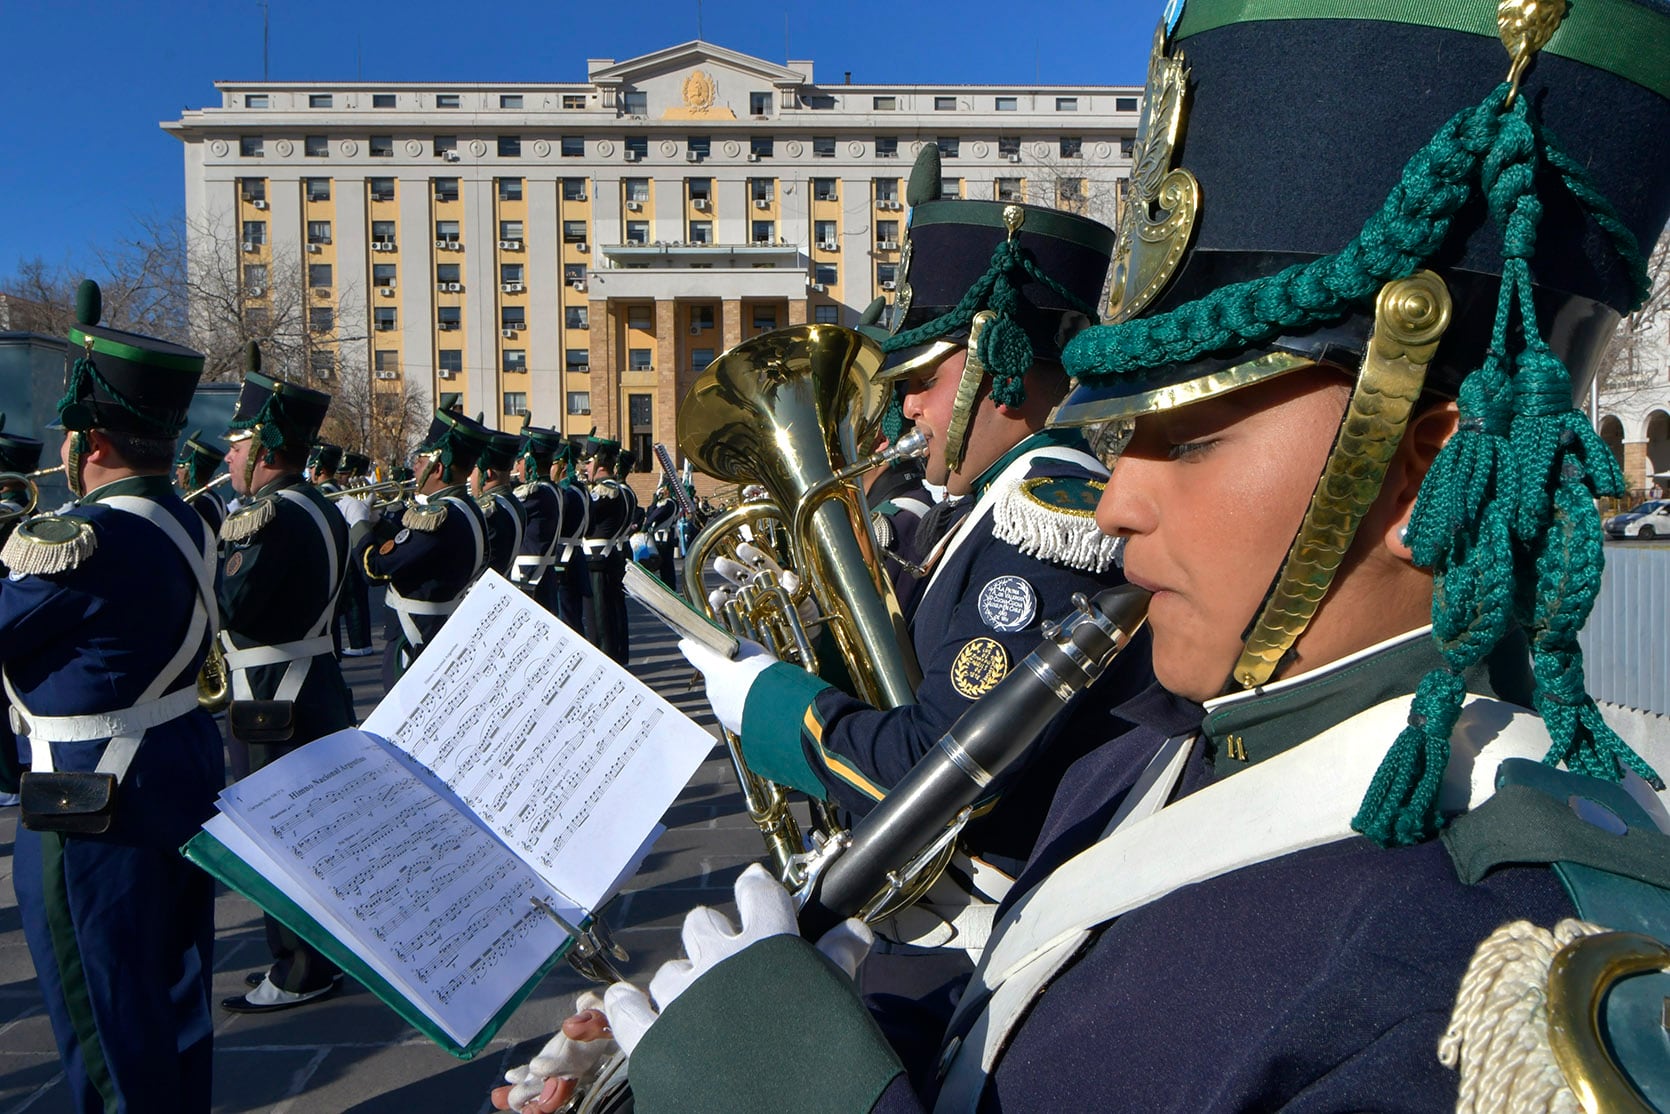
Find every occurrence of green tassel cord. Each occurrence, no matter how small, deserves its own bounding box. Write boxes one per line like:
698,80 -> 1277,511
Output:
1062,84 -> 1660,848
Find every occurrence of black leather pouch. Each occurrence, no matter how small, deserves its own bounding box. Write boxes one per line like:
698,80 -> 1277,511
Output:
20,770 -> 119,834
229,699 -> 296,744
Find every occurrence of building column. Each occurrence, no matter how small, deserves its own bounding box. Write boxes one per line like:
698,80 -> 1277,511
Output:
588,297 -> 615,439
655,298 -> 680,469
721,298 -> 743,354
788,298 -> 808,327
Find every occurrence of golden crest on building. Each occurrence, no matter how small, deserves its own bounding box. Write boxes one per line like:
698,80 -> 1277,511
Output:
664,69 -> 736,119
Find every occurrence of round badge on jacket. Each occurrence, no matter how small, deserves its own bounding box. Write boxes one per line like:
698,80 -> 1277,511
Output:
978,575 -> 1037,632
950,636 -> 1009,699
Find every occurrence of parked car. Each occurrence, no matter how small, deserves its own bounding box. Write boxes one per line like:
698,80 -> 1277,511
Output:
1604,499 -> 1670,539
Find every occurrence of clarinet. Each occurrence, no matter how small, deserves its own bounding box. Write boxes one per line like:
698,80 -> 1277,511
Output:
796,584 -> 1150,938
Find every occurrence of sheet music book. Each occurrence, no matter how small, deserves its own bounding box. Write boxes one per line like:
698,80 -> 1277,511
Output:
182,571 -> 715,1057
622,562 -> 739,659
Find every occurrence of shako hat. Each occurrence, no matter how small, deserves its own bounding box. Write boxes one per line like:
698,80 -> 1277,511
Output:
59,280 -> 203,438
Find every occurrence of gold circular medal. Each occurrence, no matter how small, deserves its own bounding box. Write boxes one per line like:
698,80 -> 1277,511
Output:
950,636 -> 1009,700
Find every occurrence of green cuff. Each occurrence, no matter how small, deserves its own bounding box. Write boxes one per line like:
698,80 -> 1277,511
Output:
741,662 -> 834,799
629,934 -> 904,1114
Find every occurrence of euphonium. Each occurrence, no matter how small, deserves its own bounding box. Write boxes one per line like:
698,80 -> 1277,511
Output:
197,640 -> 231,712
0,465 -> 64,523
678,323 -> 926,886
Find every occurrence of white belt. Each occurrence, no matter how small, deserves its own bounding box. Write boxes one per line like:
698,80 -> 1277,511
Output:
580,538 -> 618,556
221,634 -> 337,703
511,554 -> 557,589
9,686 -> 201,751
385,584 -> 464,650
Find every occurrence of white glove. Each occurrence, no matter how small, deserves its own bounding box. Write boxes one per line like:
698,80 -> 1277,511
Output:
678,637 -> 776,735
602,863 -> 873,1057
502,990 -> 619,1108
715,543 -> 821,633
337,494 -> 375,528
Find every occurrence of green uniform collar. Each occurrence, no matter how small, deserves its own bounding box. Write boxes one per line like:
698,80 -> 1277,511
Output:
968,428 -> 1087,501
253,473 -> 306,499
431,483 -> 470,501
1200,626 -> 1535,776
79,473 -> 175,505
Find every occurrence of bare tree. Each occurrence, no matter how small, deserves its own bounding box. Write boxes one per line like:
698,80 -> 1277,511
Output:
1595,228 -> 1670,411
1,217 -> 189,340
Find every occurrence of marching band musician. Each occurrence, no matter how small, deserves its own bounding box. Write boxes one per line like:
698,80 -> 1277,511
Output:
356,406 -> 488,686
341,449 -> 372,487
174,429 -> 227,533
549,440 -> 594,631
475,424 -> 529,579
641,477 -> 680,589
578,434 -> 634,663
307,441 -> 343,494
678,150 -> 1154,985
217,343 -> 355,1015
7,281 -> 220,1112
505,2 -> 1670,1111
0,416 -> 44,808
335,449 -> 377,658
510,422 -> 589,626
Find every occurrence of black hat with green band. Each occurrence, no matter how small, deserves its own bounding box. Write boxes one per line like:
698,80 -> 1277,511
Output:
227,342 -> 333,457
518,423 -> 565,468
480,428 -> 521,472
343,450 -> 371,476
417,406 -> 492,471
177,429 -> 225,489
0,416 -> 43,475
310,442 -> 344,473
58,280 -> 204,437
581,433 -> 620,468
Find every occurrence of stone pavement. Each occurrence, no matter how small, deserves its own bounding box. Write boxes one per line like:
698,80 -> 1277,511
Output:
0,596 -> 774,1113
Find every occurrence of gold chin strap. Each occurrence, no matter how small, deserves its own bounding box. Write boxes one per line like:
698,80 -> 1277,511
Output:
1230,270 -> 1453,690
944,311 -> 997,474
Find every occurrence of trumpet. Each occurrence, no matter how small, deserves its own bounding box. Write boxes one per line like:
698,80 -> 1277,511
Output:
325,480 -> 411,508
184,473 -> 233,501
0,465 -> 66,522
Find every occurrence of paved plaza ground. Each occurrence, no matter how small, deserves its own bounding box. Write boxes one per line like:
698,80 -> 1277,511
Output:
0,598 -> 767,1113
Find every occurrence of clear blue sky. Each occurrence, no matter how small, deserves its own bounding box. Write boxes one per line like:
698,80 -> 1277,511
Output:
0,0 -> 1156,276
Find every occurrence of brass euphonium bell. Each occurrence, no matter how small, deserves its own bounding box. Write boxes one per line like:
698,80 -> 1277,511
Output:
197,641 -> 231,712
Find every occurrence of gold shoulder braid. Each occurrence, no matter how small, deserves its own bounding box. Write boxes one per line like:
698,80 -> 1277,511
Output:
992,474 -> 1123,572
219,497 -> 276,543
590,480 -> 620,501
476,493 -> 498,517
514,480 -> 540,500
401,498 -> 448,532
2,515 -> 97,576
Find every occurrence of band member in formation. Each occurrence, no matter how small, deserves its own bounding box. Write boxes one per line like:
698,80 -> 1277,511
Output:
217,343 -> 356,1014
475,425 -> 529,579
7,281 -> 219,1112
681,151 -> 1152,988
639,477 -> 679,589
357,406 -> 488,686
0,416 -> 44,807
509,421 -> 576,612
550,440 -> 593,630
578,435 -> 633,663
307,441 -> 343,494
334,448 -> 377,658
506,3 -> 1670,1110
174,429 -> 227,533
341,450 -> 372,486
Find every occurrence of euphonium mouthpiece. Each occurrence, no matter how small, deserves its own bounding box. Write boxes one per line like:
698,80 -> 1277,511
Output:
888,428 -> 930,460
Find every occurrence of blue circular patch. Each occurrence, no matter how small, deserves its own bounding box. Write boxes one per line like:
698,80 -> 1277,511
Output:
978,575 -> 1036,632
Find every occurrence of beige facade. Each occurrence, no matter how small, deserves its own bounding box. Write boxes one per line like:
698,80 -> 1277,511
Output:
164,40 -> 1138,467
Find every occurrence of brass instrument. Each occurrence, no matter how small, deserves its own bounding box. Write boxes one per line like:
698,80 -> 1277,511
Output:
197,641 -> 231,712
184,472 -> 232,501
325,479 -> 411,508
0,466 -> 65,523
677,323 -> 927,890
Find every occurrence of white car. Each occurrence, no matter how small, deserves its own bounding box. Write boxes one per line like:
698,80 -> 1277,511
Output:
1604,499 -> 1670,539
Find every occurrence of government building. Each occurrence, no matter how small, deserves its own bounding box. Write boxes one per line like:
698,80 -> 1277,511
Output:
164,41 -> 1139,467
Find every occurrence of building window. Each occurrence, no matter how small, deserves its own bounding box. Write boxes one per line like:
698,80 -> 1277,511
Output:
1060,136 -> 1083,159
688,136 -> 711,159
875,178 -> 898,203
1055,97 -> 1078,112
502,307 -> 526,330
688,220 -> 713,243
305,135 -> 328,157
687,177 -> 711,202
305,178 -> 331,202
438,306 -> 461,329
625,135 -> 649,159
562,94 -> 586,109
240,177 -> 266,201
1057,178 -> 1087,212
370,135 -> 393,157
374,349 -> 399,373
561,178 -> 588,201
629,394 -> 653,470
498,135 -> 521,157
567,391 -> 591,415
501,262 -> 525,284
503,349 -> 527,372
499,219 -> 524,241
752,306 -> 776,331
626,305 -> 653,330
306,220 -> 332,244
566,348 -> 589,372
875,136 -> 898,158
751,220 -> 775,244
940,177 -> 962,198
561,136 -> 585,157
373,263 -> 397,288
814,220 -> 836,245
244,263 -> 267,288
372,93 -> 396,108
803,93 -> 836,110
814,305 -> 839,325
439,349 -> 462,375
566,306 -> 589,329
812,178 -> 838,201
436,93 -> 461,109
500,94 -> 523,109
563,263 -> 585,284
240,136 -> 264,157
1116,96 -> 1139,112
689,305 -> 715,331
998,136 -> 1021,158
627,348 -> 652,372
503,391 -> 527,414
435,219 -> 460,243
812,136 -> 836,158
877,219 -> 899,244
430,178 -> 457,203
373,306 -> 396,331
995,96 -> 1018,112
745,136 -> 773,159
311,351 -> 335,378
309,93 -> 333,108
436,262 -> 461,284
877,262 -> 898,286
934,96 -> 957,111
369,177 -> 395,201
814,263 -> 838,286
873,95 -> 897,111
434,135 -> 458,157
995,178 -> 1023,202
621,90 -> 647,115
309,306 -> 334,333
624,178 -> 650,203
937,137 -> 960,159
499,177 -> 523,201
242,220 -> 267,245
245,94 -> 269,109
1121,137 -> 1135,157
749,178 -> 774,202
562,220 -> 587,243
691,347 -> 715,372
371,220 -> 396,244
749,91 -> 772,116
625,221 -> 649,244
